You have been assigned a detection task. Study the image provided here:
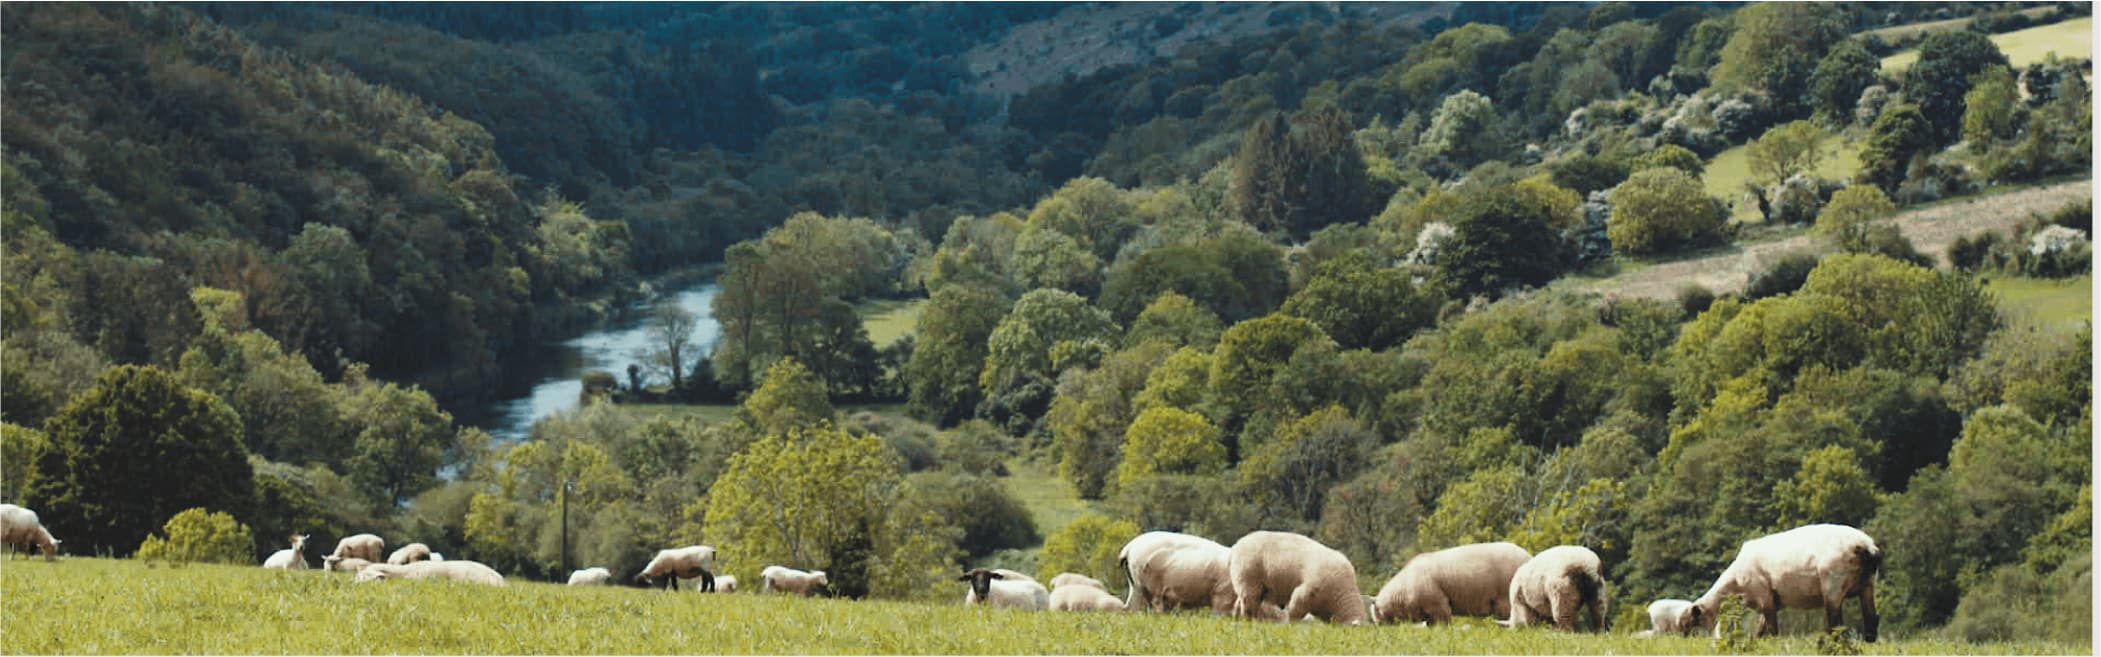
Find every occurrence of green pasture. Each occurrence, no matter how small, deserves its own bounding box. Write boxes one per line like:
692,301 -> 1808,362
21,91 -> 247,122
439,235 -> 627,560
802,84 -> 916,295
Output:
1001,459 -> 1104,540
3,558 -> 2083,655
618,402 -> 910,426
1704,139 -> 1865,223
858,297 -> 927,347
1883,17 -> 2093,71
1987,274 -> 2093,334
1859,7 -> 2060,43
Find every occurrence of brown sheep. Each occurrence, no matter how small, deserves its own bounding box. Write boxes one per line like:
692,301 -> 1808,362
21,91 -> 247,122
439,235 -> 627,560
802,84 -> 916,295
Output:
1373,542 -> 1532,624
1226,531 -> 1368,624
1502,545 -> 1608,632
1118,531 -> 1237,613
1676,524 -> 1882,642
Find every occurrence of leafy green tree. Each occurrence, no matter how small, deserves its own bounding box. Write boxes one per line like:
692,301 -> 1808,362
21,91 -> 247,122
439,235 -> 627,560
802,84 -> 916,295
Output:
1101,228 -> 1288,324
1050,342 -> 1176,499
248,469 -> 341,561
924,213 -> 1024,297
1961,66 -> 2019,146
1208,314 -> 1331,445
1039,514 -> 1142,597
1746,120 -> 1827,185
1116,407 -> 1226,488
1904,31 -> 2010,144
1280,251 -> 1438,351
1711,3 -> 1847,97
1771,445 -> 1879,528
1506,478 -> 1633,564
979,288 -> 1116,393
176,289 -> 344,464
895,472 -> 1038,559
1419,90 -> 1502,172
1026,177 -> 1139,263
1124,292 -> 1224,349
29,365 -> 253,556
1238,406 -> 1380,530
465,432 -> 638,578
1630,144 -> 1705,177
337,368 -> 454,507
646,300 -> 699,392
1011,227 -> 1101,296
1855,104 -> 1936,192
1813,185 -> 1897,254
935,420 -> 1018,478
1431,182 -> 1575,298
904,283 -> 1010,426
705,425 -> 927,597
135,508 -> 254,566
1808,40 -> 1880,125
2,423 -> 47,503
737,357 -> 834,437
1608,167 -> 1727,255
1799,253 -> 1998,379
1416,465 -> 1526,551
1230,112 -> 1298,235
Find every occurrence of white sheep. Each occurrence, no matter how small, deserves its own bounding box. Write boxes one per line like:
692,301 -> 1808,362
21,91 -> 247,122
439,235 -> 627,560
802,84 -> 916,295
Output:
0,504 -> 61,561
262,534 -> 309,570
1502,545 -> 1608,632
1372,542 -> 1532,624
1226,531 -> 1367,624
1676,524 -> 1883,642
958,567 -> 1049,609
429,552 -> 444,562
327,557 -> 374,573
568,567 -> 613,586
1636,598 -> 1695,637
386,542 -> 433,565
709,574 -> 738,593
636,545 -> 717,591
761,565 -> 828,596
355,560 -> 505,586
326,533 -> 385,568
1118,531 -> 1236,613
1047,572 -> 1125,611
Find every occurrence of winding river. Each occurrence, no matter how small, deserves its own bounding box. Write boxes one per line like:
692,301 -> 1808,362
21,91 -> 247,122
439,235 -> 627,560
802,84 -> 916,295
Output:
473,282 -> 722,440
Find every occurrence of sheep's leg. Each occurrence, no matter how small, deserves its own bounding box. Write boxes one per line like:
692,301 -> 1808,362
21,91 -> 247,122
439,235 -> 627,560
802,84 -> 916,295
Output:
1427,598 -> 1453,625
1589,596 -> 1607,633
1858,579 -> 1879,643
1551,595 -> 1576,632
701,569 -> 715,593
1756,606 -> 1780,638
1282,587 -> 1314,623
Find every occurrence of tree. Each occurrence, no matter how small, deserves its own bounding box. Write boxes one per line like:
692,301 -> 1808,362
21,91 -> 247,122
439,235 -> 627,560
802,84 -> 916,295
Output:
1038,514 -> 1142,597
1049,342 -> 1175,499
1025,177 -> 1139,263
703,425 -> 918,597
645,300 -> 699,392
1238,406 -> 1380,530
1229,112 -> 1297,235
1856,104 -> 1935,192
1809,40 -> 1880,124
1904,31 -> 2009,144
1124,292 -> 1223,349
1279,252 -> 1439,351
1116,407 -> 1226,488
904,283 -> 1009,425
1630,144 -> 1705,177
338,368 -> 455,507
1746,120 -> 1827,185
1228,107 -> 1379,238
1813,185 -> 1897,253
1711,3 -> 1847,98
1011,227 -> 1101,296
2,423 -> 47,503
28,365 -> 254,556
1772,445 -> 1879,529
737,357 -> 834,437
176,288 -> 342,464
1419,90 -> 1502,172
1431,182 -> 1576,298
1208,314 -> 1332,446
895,472 -> 1038,559
135,508 -> 254,565
978,288 -> 1117,392
1961,66 -> 2018,146
1608,168 -> 1727,256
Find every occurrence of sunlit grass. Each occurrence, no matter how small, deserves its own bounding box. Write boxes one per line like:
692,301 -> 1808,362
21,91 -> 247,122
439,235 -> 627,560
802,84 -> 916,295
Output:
1859,7 -> 2059,43
1986,274 -> 2092,334
2,558 -> 2083,654
858,297 -> 927,347
1001,459 -> 1104,540
1883,17 -> 2093,71
1704,139 -> 1865,224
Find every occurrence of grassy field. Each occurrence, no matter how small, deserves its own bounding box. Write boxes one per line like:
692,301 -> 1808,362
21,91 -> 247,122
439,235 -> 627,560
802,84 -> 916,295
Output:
1859,7 -> 2060,43
1704,139 -> 1866,223
1987,274 -> 2092,334
1001,459 -> 1104,539
1882,17 -> 2093,71
858,298 -> 927,347
5,558 -> 2086,655
619,402 -> 910,426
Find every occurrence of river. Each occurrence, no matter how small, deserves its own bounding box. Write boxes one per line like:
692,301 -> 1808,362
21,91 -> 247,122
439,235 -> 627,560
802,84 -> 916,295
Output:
473,282 -> 722,441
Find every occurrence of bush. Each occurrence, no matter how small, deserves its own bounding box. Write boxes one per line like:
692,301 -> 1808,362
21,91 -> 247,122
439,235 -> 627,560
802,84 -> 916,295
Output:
136,508 -> 254,566
1677,284 -> 1717,317
1744,251 -> 1821,300
1948,232 -> 2002,272
1608,168 -> 1727,254
1038,514 -> 1142,597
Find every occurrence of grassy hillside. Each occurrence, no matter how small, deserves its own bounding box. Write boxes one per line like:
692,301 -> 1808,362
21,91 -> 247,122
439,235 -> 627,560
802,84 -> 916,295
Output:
3,558 -> 2081,655
1704,139 -> 1866,223
858,298 -> 928,347
1882,17 -> 2094,70
1987,274 -> 2093,334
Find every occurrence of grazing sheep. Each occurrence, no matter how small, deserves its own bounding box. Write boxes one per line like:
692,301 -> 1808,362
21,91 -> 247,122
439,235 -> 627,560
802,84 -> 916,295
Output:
1047,573 -> 1125,611
636,545 -> 717,591
386,542 -> 433,565
262,534 -> 310,570
1372,542 -> 1532,624
0,504 -> 61,561
1677,524 -> 1882,642
328,534 -> 385,564
326,557 -> 374,573
567,567 -> 613,586
710,574 -> 738,593
429,553 -> 444,562
1118,531 -> 1237,613
1635,599 -> 1695,637
1503,545 -> 1608,632
761,566 -> 828,596
1226,531 -> 1368,624
958,567 -> 1050,609
355,560 -> 505,587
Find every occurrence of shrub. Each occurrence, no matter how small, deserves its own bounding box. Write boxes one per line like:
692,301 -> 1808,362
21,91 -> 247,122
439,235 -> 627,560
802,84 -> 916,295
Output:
1948,232 -> 2002,272
1037,514 -> 1142,597
1676,284 -> 1717,317
136,508 -> 254,566
1608,168 -> 1726,255
1744,251 -> 1821,300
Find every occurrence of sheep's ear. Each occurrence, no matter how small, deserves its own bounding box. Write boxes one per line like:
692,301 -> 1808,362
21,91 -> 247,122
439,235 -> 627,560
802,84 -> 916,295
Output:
988,572 -> 1006,580
956,573 -> 974,581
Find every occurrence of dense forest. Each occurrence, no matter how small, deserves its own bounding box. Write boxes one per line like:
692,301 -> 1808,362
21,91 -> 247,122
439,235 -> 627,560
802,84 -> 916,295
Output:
2,0 -> 2092,646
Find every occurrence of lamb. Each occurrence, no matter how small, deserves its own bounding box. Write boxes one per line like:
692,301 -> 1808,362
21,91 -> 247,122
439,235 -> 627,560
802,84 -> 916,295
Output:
1047,573 -> 1126,611
355,559 -> 506,587
0,504 -> 61,561
325,534 -> 384,568
1372,542 -> 1532,625
1635,599 -> 1695,637
1502,545 -> 1608,632
1675,524 -> 1883,642
327,557 -> 374,573
567,567 -> 612,586
635,545 -> 717,591
1226,531 -> 1368,624
262,534 -> 309,570
1118,531 -> 1237,613
761,565 -> 828,596
709,574 -> 738,593
386,542 -> 433,565
958,567 -> 1049,610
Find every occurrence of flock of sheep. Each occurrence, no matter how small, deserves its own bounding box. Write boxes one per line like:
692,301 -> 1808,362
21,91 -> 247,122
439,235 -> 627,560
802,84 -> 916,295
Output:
5,498 -> 1881,644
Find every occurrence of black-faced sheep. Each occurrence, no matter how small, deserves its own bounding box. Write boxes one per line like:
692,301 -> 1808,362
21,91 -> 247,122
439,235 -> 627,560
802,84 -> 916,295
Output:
636,545 -> 716,591
262,534 -> 309,570
1226,531 -> 1368,624
1373,542 -> 1531,625
386,542 -> 433,565
1047,573 -> 1126,611
958,567 -> 1049,609
1503,545 -> 1608,632
1118,531 -> 1237,613
1676,523 -> 1882,642
355,560 -> 505,587
567,567 -> 612,585
0,504 -> 61,561
761,566 -> 828,596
